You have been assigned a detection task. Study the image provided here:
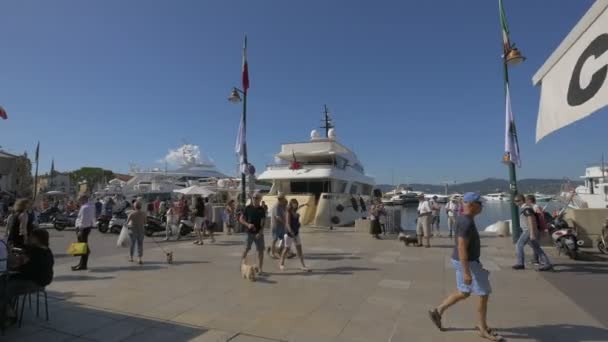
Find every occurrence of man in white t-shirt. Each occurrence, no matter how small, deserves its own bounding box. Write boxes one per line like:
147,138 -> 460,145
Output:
445,198 -> 460,238
416,194 -> 433,247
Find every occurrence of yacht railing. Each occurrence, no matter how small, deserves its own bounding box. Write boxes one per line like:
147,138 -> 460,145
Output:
266,163 -> 335,170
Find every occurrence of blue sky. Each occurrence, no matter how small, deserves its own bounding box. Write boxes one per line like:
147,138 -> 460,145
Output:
0,0 -> 604,184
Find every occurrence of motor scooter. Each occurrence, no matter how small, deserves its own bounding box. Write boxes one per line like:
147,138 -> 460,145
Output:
144,215 -> 166,237
549,208 -> 583,260
109,211 -> 128,234
53,211 -> 77,231
96,214 -> 111,233
177,216 -> 193,238
597,218 -> 608,254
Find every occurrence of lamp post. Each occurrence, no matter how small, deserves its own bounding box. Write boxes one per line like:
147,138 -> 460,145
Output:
499,0 -> 526,243
228,87 -> 247,208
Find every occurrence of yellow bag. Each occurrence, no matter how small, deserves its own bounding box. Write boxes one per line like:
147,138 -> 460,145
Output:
67,242 -> 88,256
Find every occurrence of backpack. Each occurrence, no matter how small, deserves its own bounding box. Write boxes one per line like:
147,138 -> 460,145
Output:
535,209 -> 549,232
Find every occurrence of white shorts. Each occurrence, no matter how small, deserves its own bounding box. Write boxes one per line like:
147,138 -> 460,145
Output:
284,234 -> 301,248
194,217 -> 204,230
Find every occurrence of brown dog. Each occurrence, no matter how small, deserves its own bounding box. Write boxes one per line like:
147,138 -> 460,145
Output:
241,262 -> 259,282
165,251 -> 174,264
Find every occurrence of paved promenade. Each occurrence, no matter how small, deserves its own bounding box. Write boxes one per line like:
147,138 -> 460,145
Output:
4,228 -> 608,342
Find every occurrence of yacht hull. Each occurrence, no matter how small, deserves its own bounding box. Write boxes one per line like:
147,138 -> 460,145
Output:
263,193 -> 370,228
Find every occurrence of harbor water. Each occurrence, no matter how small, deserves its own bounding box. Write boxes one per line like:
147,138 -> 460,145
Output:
392,201 -> 564,233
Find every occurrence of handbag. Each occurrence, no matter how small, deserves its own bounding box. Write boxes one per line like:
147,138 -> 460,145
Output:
67,242 -> 88,256
117,225 -> 131,248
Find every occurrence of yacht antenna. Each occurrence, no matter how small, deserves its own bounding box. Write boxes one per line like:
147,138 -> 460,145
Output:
603,153 -> 606,183
320,104 -> 334,138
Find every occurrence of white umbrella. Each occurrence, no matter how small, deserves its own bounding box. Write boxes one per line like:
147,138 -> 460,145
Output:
173,185 -> 216,197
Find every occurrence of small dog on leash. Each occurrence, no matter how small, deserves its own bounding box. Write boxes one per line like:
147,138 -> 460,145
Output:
165,251 -> 174,264
241,262 -> 260,282
399,233 -> 418,246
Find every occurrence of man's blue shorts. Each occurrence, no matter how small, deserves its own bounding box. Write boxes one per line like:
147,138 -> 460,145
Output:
245,233 -> 265,252
451,259 -> 492,296
272,227 -> 285,241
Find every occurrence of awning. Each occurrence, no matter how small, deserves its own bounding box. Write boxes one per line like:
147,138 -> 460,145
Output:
533,1 -> 608,142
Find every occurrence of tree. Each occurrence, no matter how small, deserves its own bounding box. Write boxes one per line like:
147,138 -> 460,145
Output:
69,167 -> 114,194
15,153 -> 33,198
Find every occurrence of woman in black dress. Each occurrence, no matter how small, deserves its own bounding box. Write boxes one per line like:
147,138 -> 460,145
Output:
370,198 -> 384,239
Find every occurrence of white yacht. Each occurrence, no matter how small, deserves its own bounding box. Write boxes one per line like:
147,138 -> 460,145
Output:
572,166 -> 608,208
258,127 -> 375,227
482,193 -> 507,202
98,146 -> 228,199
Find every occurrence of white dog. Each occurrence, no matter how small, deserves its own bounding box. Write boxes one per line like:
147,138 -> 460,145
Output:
241,262 -> 260,282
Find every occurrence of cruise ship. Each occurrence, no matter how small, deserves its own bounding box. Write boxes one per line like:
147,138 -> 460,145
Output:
258,125 -> 375,227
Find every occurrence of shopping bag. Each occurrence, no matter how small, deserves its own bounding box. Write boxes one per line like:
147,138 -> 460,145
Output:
117,225 -> 131,248
67,242 -> 88,256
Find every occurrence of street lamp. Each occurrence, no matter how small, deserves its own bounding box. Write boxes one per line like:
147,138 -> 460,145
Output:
228,88 -> 242,103
228,87 -> 247,208
505,47 -> 526,66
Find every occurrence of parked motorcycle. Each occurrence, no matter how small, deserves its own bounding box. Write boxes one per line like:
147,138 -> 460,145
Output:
38,206 -> 60,224
53,211 -> 77,231
97,214 -> 112,233
597,219 -> 608,254
144,215 -> 166,237
549,208 -> 582,260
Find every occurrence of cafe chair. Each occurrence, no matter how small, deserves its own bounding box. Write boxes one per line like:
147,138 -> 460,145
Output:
16,286 -> 49,328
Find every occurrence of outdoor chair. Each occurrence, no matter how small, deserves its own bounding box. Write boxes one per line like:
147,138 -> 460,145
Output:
15,285 -> 49,328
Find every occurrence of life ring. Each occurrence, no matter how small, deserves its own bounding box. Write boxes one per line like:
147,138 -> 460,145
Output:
336,204 -> 345,212
331,216 -> 340,225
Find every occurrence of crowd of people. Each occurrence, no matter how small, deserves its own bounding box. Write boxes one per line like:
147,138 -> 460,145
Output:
1,188 -> 558,338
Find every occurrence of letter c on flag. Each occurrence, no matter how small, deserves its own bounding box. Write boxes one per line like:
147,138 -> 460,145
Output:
567,34 -> 608,107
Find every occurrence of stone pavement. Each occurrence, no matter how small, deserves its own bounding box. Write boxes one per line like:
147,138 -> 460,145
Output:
4,229 -> 608,342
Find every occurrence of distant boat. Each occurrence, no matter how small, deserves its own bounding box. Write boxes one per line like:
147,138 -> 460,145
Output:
534,193 -> 553,202
382,191 -> 420,206
482,193 -> 507,202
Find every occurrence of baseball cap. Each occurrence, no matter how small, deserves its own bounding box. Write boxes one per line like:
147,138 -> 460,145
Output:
463,192 -> 482,204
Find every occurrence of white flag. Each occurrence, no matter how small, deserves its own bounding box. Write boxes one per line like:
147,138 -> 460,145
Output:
505,84 -> 521,167
235,113 -> 247,174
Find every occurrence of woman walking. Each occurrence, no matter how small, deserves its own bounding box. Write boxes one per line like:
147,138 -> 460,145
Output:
224,200 -> 236,235
279,199 -> 310,272
127,201 -> 147,264
204,197 -> 215,243
193,197 -> 205,245
370,198 -> 384,240
7,199 -> 32,248
165,203 -> 177,241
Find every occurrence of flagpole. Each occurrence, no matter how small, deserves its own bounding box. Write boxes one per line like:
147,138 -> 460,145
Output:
499,0 -> 523,243
32,158 -> 40,204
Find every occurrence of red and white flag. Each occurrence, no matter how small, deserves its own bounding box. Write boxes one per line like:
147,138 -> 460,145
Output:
242,35 -> 249,94
0,106 -> 7,120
